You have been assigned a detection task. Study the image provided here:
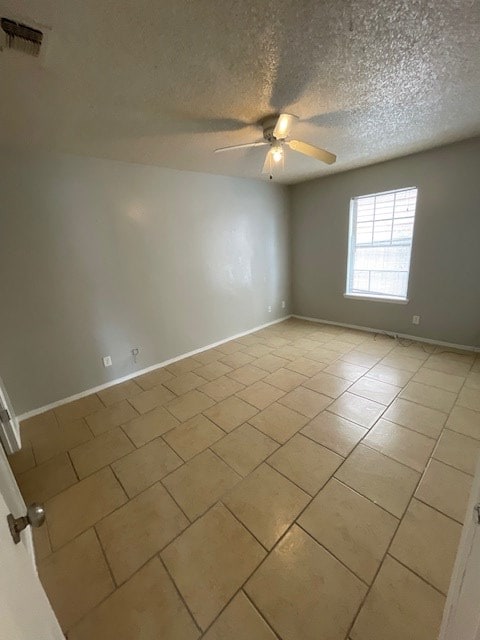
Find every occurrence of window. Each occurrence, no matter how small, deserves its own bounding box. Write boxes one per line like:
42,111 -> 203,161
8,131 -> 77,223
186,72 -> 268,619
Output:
345,187 -> 418,302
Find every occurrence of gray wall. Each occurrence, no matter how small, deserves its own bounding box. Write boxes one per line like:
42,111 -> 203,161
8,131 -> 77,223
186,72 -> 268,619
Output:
290,138 -> 480,347
0,152 -> 290,414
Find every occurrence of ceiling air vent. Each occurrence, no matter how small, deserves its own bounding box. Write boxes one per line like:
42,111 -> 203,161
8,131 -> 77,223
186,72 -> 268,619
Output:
1,18 -> 43,56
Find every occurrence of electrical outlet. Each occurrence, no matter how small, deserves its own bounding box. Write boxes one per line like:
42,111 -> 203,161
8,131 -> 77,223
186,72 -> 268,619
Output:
103,356 -> 112,367
281,300 -> 286,309
268,305 -> 272,313
412,315 -> 420,325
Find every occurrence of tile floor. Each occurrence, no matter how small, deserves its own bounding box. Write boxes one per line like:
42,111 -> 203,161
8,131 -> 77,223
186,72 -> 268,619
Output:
9,319 -> 480,640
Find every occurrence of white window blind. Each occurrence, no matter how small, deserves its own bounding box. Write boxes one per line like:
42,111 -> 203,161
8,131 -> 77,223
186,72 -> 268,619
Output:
346,187 -> 418,301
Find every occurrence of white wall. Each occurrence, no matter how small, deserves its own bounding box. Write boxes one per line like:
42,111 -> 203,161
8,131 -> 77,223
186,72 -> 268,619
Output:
0,151 -> 290,414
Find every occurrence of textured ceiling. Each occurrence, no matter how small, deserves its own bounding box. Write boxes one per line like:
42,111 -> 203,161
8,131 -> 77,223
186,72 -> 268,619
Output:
0,0 -> 479,183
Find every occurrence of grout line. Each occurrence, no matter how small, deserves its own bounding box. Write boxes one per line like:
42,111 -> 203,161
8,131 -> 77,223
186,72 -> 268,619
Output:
158,555 -> 203,635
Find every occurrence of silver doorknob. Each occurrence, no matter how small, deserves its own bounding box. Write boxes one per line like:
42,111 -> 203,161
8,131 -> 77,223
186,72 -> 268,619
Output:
7,503 -> 46,544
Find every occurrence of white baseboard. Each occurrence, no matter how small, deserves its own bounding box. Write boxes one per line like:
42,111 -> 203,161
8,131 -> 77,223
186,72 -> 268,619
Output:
18,315 -> 292,422
292,314 -> 480,353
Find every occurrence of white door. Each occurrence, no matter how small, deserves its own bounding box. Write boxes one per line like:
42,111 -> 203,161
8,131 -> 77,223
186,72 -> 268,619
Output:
0,417 -> 63,639
439,456 -> 480,640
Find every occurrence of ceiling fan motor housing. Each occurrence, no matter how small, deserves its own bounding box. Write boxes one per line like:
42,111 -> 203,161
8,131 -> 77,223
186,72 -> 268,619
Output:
262,115 -> 283,141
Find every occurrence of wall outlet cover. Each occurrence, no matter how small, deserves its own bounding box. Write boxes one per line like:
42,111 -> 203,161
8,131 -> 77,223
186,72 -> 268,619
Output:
103,356 -> 112,367
412,315 -> 420,325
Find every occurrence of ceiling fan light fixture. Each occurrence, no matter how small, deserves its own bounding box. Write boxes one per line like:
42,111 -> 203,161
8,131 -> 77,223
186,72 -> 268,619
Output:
272,145 -> 283,163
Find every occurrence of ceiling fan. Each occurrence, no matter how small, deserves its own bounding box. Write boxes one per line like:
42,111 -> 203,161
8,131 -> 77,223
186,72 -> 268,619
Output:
214,113 -> 336,178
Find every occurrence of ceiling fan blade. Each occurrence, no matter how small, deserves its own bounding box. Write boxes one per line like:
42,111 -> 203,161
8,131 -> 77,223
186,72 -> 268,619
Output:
287,139 -> 336,164
273,113 -> 297,140
214,141 -> 268,153
262,149 -> 273,174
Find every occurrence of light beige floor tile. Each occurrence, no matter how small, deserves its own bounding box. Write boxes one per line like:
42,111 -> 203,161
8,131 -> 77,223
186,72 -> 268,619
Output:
20,410 -> 58,444
193,348 -> 227,365
215,340 -> 245,355
356,341 -> 394,356
68,557 -> 199,640
55,394 -> 104,424
128,385 -> 176,414
423,354 -> 472,376
32,523 -> 52,561
38,528 -> 114,632
307,347 -> 341,364
363,419 -> 435,472
224,464 -> 310,548
390,499 -> 461,594
268,434 -> 342,495
134,367 -> 174,390
412,368 -> 465,393
323,361 -> 369,382
457,387 -> 480,412
97,483 -> 188,584
122,407 -> 179,446
382,397 -> 446,438
335,445 -> 420,518
166,390 -> 216,422
365,363 -> 413,386
162,449 -> 241,520
195,361 -> 233,381
433,428 -> 480,475
301,411 -> 367,456
465,371 -> 480,390
47,467 -> 127,549
263,368 -> 308,392
271,345 -> 308,360
203,592 -> 276,640
303,371 -> 351,398
254,354 -> 289,373
350,555 -> 445,640
97,380 -> 143,406
211,423 -> 279,476
8,443 -> 36,475
163,415 -> 224,460
112,437 -> 182,497
199,375 -> 245,401
32,418 -> 94,465
328,392 -> 385,428
323,339 -> 356,355
236,381 -> 285,410
166,357 -> 202,376
399,381 -> 456,413
243,344 -> 275,358
341,351 -> 382,367
299,479 -> 398,583
349,377 -> 401,406
86,400 -> 138,435
278,386 -> 332,418
162,504 -> 265,630
70,427 -> 134,478
249,402 -> 309,443
379,353 -> 423,373
246,525 -> 366,640
218,351 -> 254,369
163,371 -> 205,395
446,405 -> 480,439
415,458 -> 473,523
285,357 -> 327,376
17,453 -> 77,504
203,396 -> 258,432
228,364 -> 268,385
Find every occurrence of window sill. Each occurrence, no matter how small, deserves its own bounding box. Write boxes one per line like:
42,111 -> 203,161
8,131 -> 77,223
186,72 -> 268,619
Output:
344,293 -> 409,305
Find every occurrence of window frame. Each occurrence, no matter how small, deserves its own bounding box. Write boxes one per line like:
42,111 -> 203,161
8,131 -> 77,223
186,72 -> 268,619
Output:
344,186 -> 418,304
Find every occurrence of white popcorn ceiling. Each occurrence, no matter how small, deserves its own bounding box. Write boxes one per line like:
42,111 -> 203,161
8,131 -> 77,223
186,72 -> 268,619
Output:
0,0 -> 479,183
